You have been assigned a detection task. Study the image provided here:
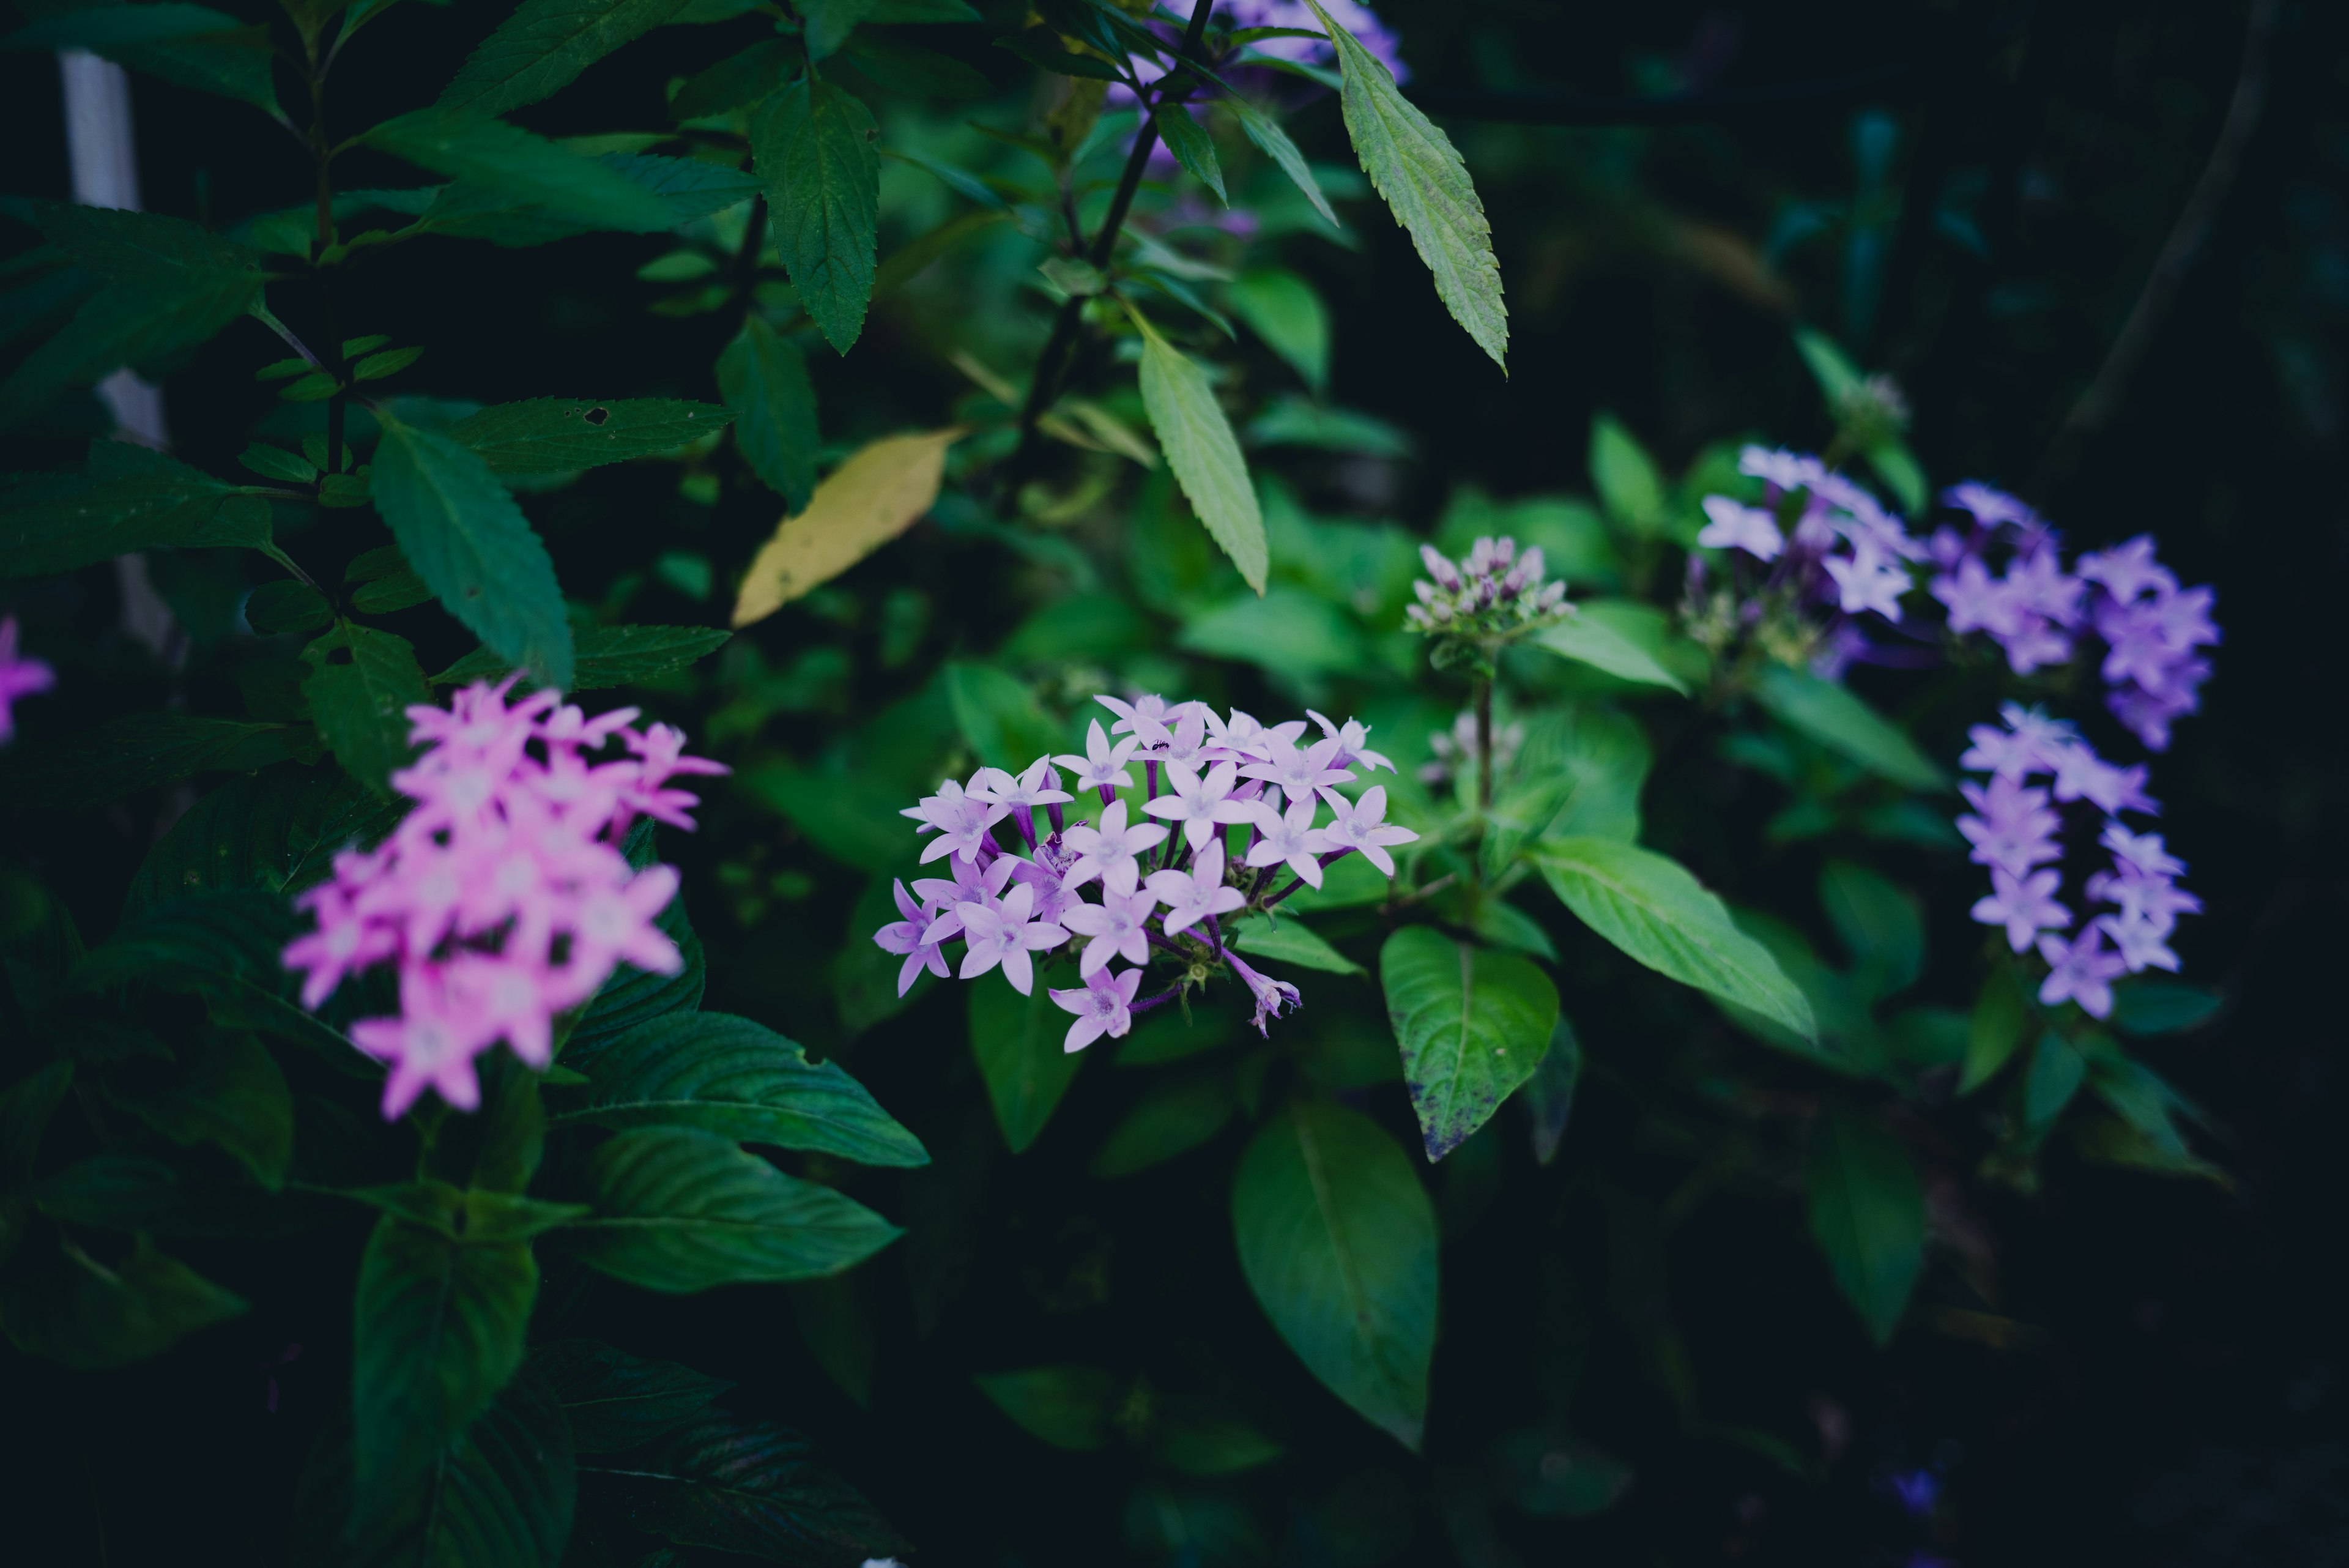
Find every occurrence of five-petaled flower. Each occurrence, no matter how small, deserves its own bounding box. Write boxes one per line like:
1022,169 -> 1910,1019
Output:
1308,786 -> 1417,877
1048,965 -> 1145,1053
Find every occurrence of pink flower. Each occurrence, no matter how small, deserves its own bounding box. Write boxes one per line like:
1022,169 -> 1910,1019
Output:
1048,965 -> 1144,1053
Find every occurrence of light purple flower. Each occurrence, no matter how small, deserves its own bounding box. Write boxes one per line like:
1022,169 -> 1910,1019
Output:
2047,743 -> 2155,816
1740,445 -> 1824,492
1956,775 -> 2061,880
2036,927 -> 2127,1018
1048,965 -> 1145,1053
2101,824 -> 2184,880
0,615 -> 55,743
973,757 -> 1072,814
911,848 -> 1015,910
2098,911 -> 2180,973
1942,481 -> 2038,532
1055,720 -> 1139,797
1059,885 -> 1160,975
1307,711 -> 1395,773
1096,692 -> 1182,736
1697,496 -> 1784,560
1143,759 -> 1257,851
1929,556 -> 2011,637
1244,795 -> 1325,888
1305,784 -> 1418,876
2076,535 -> 2175,603
1227,952 -> 1302,1038
1203,707 -> 1305,764
871,879 -> 964,996
1241,735 -> 1353,808
1822,537 -> 1912,620
1061,798 -> 1168,897
1136,707 -> 1214,770
905,778 -> 1008,864
1146,839 -> 1247,938
953,881 -> 1068,996
1971,868 -> 2069,953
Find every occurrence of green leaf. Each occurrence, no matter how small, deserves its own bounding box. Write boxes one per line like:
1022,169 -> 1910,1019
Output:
584,1411 -> 910,1561
1303,0 -> 1504,370
943,660 -> 1062,771
1226,266 -> 1329,393
973,1365 -> 1121,1449
530,1338 -> 732,1453
1751,665 -> 1944,792
671,38 -> 795,117
1,440 -> 272,581
799,0 -> 877,58
352,1199 -> 538,1531
1156,100 -> 1226,203
549,1011 -> 928,1168
450,398 -> 732,475
1534,837 -> 1816,1040
124,764 -> 399,919
9,5 -> 280,112
1959,962 -> 2031,1094
1519,1018 -> 1581,1165
240,442 -> 318,483
751,76 -> 880,354
1233,913 -> 1364,976
837,31 -> 991,95
1,1060 -> 73,1268
1129,305 -> 1267,593
371,412 -> 574,693
104,1028 -> 294,1189
1806,1105 -> 1924,1345
248,580 -> 335,634
2024,1031 -> 2087,1131
1535,614 -> 1688,693
1819,860 -> 1923,998
290,1363 -> 576,1568
433,623 -> 730,693
1177,587 -> 1365,680
1586,413 -> 1667,532
994,27 -> 1124,81
438,0 -> 694,117
1527,705 -> 1650,845
1225,95 -> 1338,229
970,972 -> 1086,1153
718,317 -> 819,510
354,346 -> 425,381
0,713 -> 321,811
1089,1077 -> 1234,1177
1380,927 -> 1557,1161
302,623 -> 432,796
364,110 -> 681,236
37,1153 -> 330,1239
562,1126 -> 902,1291
0,1236 -> 246,1369
2109,980 -> 2223,1038
1233,1102 -> 1436,1449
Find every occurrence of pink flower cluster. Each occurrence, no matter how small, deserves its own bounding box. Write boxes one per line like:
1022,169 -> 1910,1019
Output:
1958,703 -> 2200,1019
283,679 -> 725,1119
0,615 -> 56,744
876,697 -> 1416,1053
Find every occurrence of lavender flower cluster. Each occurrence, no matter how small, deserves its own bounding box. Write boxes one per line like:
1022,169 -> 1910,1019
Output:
1958,704 -> 2200,1018
0,615 -> 54,744
1404,537 -> 1570,637
1698,447 -> 1927,626
875,698 -> 1417,1053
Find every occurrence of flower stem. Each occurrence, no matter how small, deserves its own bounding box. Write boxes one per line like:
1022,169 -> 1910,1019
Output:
1474,675 -> 1495,814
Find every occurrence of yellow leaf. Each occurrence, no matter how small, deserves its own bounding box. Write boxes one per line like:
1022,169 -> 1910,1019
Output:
730,428 -> 962,628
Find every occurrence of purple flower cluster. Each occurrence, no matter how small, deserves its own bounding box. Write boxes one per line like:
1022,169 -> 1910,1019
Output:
1122,0 -> 1408,97
1700,447 -> 1929,628
1405,536 -> 1570,636
1958,704 -> 2200,1018
875,697 -> 1415,1052
0,615 -> 55,744
1931,486 -> 2218,750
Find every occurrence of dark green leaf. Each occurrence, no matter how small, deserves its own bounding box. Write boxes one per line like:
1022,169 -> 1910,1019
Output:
353,1198 -> 538,1530
1959,962 -> 2031,1093
751,77 -> 880,354
7,5 -> 280,112
365,110 -> 681,236
1806,1105 -> 1924,1345
671,38 -> 794,118
994,26 -> 1124,81
970,972 -> 1085,1153
1751,666 -> 1944,791
1130,305 -> 1266,593
1535,837 -> 1816,1040
1,440 -> 272,581
1233,1102 -> 1436,1449
1089,1077 -> 1233,1177
0,1235 -> 246,1369
1535,613 -> 1688,693
562,1126 -> 902,1291
434,623 -> 731,693
1381,926 -> 1557,1161
248,579 -> 335,634
1819,859 -> 1923,997
942,660 -> 1061,771
0,712 -> 320,810
354,346 -> 425,381
123,764 -> 398,918
549,1011 -> 929,1167
438,0 -> 694,117
973,1365 -> 1120,1449
1226,95 -> 1338,229
105,1028 -> 294,1187
37,1153 -> 329,1238
450,398 -> 732,474
561,896 -> 705,1059
2024,1031 -> 2087,1131
2109,980 -> 2224,1038
371,412 -> 574,692
1156,100 -> 1226,202
838,31 -> 990,95
0,1060 -> 73,1267
238,442 -> 319,484
303,623 -> 432,795
585,1411 -> 909,1561
799,0 -> 875,58
1493,1424 -> 1633,1518
718,316 -> 819,510
1518,1018 -> 1581,1165
351,567 -> 436,614
530,1338 -> 732,1453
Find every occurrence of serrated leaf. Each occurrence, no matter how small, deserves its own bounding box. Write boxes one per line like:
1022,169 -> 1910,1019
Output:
351,568 -> 435,614
302,623 -> 431,795
1129,305 -> 1266,593
0,712 -> 320,810
970,973 -> 1085,1153
365,109 -> 681,236
731,428 -> 959,627
1535,614 -> 1687,693
530,1339 -> 732,1454
671,37 -> 795,117
433,623 -> 731,692
838,31 -> 990,95
438,0 -> 694,117
585,1411 -> 910,1561
1,440 -> 273,580
1303,0 -> 1505,370
799,0 -> 877,58
562,1126 -> 902,1291
104,1028 -> 294,1188
1156,100 -> 1226,202
1380,926 -> 1557,1161
450,397 -> 731,474
1233,1102 -> 1435,1449
1534,837 -> 1816,1040
549,1011 -> 928,1167
751,76 -> 880,352
0,1236 -> 246,1369
1226,94 -> 1338,229
1807,1105 -> 1924,1345
718,316 -> 818,510
239,442 -> 318,484
994,26 -> 1124,81
1750,665 -> 1943,792
371,412 -> 574,692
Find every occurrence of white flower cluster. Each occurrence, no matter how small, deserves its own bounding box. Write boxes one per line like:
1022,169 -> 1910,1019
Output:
1405,537 -> 1571,636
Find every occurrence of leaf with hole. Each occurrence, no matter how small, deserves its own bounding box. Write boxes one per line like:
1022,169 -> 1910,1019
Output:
451,398 -> 731,475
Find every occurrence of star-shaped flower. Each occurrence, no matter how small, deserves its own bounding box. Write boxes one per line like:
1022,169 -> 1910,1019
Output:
1241,736 -> 1353,810
1971,868 -> 2070,953
1061,799 -> 1170,897
2037,927 -> 2127,1019
954,882 -> 1068,996
874,879 -> 965,996
1143,760 -> 1258,850
1048,965 -> 1146,1053
1245,795 -> 1326,888
904,778 -> 1009,864
1055,720 -> 1140,797
1059,885 -> 1162,974
1696,495 -> 1785,560
1146,839 -> 1247,938
1304,786 -> 1419,877
1307,711 -> 1395,773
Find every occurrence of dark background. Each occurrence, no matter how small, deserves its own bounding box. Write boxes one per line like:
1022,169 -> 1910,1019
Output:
2,1 -> 2344,1563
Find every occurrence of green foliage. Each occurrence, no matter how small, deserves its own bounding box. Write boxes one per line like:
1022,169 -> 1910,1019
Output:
718,316 -> 820,509
1,440 -> 271,580
970,972 -> 1086,1153
584,1410 -> 910,1559
1751,665 -> 1945,792
438,0 -> 692,117
752,76 -> 881,353
532,1338 -> 733,1452
1131,304 -> 1269,593
1,1235 -> 247,1369
302,622 -> 432,795
1381,926 -> 1558,1161
1806,1105 -> 1926,1344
